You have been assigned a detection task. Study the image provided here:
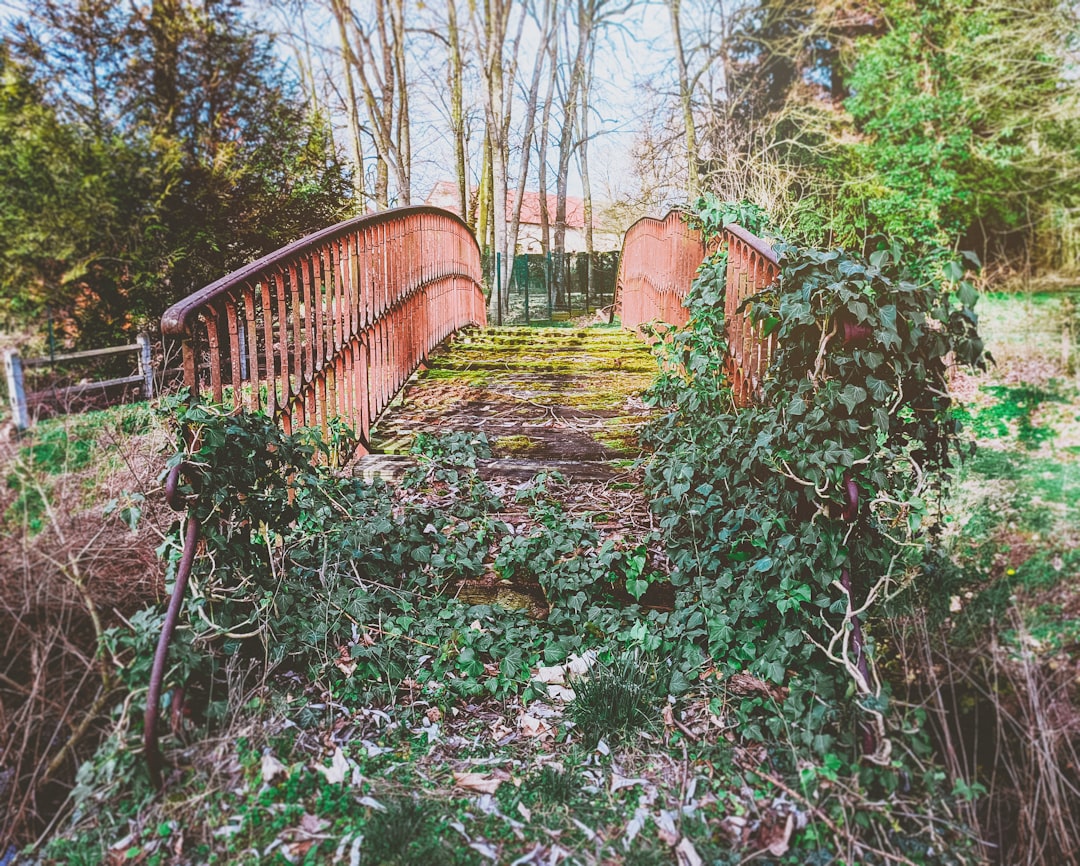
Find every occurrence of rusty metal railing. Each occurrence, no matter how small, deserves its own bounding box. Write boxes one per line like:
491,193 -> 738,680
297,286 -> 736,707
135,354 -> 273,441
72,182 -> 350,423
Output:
160,206 -> 486,448
615,212 -> 779,406
615,210 -> 706,332
723,224 -> 780,407
148,206 -> 485,786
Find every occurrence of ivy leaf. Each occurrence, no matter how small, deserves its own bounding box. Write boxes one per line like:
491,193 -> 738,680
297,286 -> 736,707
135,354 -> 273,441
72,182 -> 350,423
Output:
865,376 -> 891,403
942,260 -> 964,282
838,385 -> 868,413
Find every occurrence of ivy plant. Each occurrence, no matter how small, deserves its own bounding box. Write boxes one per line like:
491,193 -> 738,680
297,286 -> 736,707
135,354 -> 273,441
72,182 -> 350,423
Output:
643,202 -> 986,775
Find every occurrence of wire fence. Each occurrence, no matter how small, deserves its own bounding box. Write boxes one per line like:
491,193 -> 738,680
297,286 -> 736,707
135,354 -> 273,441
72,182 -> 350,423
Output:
483,250 -> 620,325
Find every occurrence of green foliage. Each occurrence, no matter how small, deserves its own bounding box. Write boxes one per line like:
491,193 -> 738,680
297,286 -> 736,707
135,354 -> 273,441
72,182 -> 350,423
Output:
951,384 -> 1064,448
360,797 -> 459,866
643,200 -> 986,844
569,654 -> 659,747
2,1 -> 352,344
146,397 -> 691,715
733,0 -> 1080,263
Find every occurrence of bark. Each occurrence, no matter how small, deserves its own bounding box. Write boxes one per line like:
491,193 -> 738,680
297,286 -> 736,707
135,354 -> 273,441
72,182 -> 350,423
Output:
668,0 -> 700,195
537,30 -> 558,256
554,1 -> 593,303
578,52 -> 594,301
333,7 -> 368,203
447,0 -> 468,223
508,0 -> 556,276
329,0 -> 411,208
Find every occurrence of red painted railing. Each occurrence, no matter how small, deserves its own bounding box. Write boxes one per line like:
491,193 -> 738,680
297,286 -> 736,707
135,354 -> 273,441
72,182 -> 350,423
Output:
148,207 -> 484,788
615,210 -> 707,332
161,206 -> 486,449
616,212 -> 779,406
723,224 -> 780,407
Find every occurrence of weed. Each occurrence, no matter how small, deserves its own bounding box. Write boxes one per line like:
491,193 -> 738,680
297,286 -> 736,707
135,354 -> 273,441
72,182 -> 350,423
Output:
527,764 -> 576,808
361,797 -> 456,866
570,654 -> 658,747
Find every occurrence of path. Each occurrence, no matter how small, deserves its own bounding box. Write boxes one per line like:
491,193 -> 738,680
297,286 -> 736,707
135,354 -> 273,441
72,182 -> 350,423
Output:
354,325 -> 658,483
351,324 -> 661,613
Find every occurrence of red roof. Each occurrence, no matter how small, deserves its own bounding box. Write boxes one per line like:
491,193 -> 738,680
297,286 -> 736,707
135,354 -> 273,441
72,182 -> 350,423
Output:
425,181 -> 584,229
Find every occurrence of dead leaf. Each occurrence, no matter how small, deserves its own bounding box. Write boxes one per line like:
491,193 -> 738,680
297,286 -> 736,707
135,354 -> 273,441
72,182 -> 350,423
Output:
300,813 -> 330,835
426,706 -> 443,723
536,665 -> 566,685
453,771 -> 502,794
313,747 -> 351,785
765,812 -> 794,857
656,810 -> 679,845
334,645 -> 356,677
261,751 -> 287,784
517,801 -> 532,822
546,684 -> 575,702
675,837 -> 703,866
519,714 -> 554,738
610,773 -> 647,794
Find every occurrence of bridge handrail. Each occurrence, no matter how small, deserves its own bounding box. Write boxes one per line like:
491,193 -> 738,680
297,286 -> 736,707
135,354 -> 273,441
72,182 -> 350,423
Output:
614,209 -> 709,331
616,210 -> 779,407
160,205 -> 486,446
148,205 -> 485,788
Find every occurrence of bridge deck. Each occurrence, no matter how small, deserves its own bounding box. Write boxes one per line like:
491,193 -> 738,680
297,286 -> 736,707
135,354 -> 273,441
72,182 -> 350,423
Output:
354,325 -> 657,482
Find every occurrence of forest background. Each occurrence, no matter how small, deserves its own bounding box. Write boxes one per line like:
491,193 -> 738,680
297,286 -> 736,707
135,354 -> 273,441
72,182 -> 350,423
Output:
2,0 -> 1079,353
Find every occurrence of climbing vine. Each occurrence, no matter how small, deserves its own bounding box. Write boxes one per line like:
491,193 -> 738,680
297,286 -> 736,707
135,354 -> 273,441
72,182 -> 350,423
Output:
644,198 -> 986,771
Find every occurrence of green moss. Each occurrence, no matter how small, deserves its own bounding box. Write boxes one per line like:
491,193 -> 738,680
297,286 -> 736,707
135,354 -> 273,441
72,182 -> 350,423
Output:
493,435 -> 539,454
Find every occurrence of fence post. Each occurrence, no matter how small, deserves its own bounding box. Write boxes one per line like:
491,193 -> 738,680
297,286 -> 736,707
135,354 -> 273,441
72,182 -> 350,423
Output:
3,348 -> 30,430
137,333 -> 154,400
496,252 -> 502,327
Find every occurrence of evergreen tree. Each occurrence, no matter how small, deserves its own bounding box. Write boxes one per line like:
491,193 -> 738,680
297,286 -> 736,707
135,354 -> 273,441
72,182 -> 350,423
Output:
3,0 -> 352,345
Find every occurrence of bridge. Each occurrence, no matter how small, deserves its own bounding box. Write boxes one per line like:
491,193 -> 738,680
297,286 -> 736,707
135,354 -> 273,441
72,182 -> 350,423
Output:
148,204 -> 779,781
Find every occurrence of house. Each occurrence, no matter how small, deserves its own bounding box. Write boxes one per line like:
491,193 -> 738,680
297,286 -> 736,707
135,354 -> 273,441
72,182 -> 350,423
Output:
425,181 -> 620,253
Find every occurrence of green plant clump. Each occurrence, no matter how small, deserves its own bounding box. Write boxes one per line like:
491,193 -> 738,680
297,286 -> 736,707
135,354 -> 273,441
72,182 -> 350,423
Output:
642,197 -> 988,859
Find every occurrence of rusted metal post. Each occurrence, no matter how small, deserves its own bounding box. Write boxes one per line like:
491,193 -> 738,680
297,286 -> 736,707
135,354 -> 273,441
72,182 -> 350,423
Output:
145,463 -> 200,788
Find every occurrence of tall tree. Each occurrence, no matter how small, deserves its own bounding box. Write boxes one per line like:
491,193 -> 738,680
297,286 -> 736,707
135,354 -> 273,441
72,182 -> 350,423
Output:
329,0 -> 411,207
471,0 -> 526,316
506,0 -> 557,312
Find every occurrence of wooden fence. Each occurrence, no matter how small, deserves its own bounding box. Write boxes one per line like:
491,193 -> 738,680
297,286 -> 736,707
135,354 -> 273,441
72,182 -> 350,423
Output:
3,335 -> 154,430
160,206 -> 486,452
616,211 -> 780,406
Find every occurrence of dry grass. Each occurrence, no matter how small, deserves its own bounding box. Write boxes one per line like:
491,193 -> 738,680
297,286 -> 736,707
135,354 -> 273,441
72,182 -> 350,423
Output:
0,406 -> 172,850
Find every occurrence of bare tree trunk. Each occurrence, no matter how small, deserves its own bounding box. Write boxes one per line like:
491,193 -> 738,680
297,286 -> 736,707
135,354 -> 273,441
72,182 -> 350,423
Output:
328,0 -> 410,209
481,132 -> 494,249
578,52 -> 594,301
668,0 -> 699,196
333,7 -> 368,204
471,0 -> 527,318
508,0 -> 556,288
554,1 -> 592,305
390,0 -> 410,204
537,31 -> 557,256
447,0 -> 468,222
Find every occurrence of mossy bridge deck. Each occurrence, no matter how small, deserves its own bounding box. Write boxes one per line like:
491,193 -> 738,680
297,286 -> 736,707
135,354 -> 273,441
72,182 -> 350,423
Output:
356,325 -> 656,482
